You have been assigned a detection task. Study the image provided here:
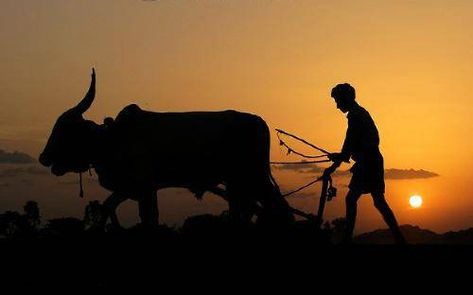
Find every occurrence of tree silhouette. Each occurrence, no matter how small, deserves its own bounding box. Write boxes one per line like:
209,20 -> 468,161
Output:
0,201 -> 41,237
45,218 -> 84,236
0,211 -> 21,236
23,201 -> 41,232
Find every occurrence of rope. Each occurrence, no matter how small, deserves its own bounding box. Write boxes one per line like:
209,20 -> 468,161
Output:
271,128 -> 335,197
270,160 -> 331,165
275,129 -> 331,155
282,176 -> 323,197
77,167 -> 93,199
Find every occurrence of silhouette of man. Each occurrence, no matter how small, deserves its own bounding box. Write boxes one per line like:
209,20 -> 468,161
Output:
323,83 -> 405,244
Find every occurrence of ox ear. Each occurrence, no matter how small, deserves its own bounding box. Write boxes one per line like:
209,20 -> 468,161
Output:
72,68 -> 96,115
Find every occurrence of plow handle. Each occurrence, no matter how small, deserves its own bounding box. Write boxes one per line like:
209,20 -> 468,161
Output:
315,177 -> 330,227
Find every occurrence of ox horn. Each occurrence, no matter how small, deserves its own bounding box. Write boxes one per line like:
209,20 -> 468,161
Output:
72,68 -> 96,115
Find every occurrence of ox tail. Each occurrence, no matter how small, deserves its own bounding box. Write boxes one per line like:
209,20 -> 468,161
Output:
268,168 -> 281,196
257,116 -> 280,192
256,116 -> 294,225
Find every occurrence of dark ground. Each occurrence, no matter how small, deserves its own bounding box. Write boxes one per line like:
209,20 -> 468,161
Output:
1,224 -> 472,291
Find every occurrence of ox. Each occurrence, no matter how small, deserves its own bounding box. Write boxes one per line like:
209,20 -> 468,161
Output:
39,69 -> 293,228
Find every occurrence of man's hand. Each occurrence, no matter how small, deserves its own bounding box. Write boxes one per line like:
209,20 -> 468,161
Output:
322,165 -> 337,179
328,153 -> 343,162
328,152 -> 350,163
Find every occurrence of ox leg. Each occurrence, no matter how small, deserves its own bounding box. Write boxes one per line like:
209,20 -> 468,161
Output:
138,190 -> 159,228
226,182 -> 256,225
101,192 -> 127,229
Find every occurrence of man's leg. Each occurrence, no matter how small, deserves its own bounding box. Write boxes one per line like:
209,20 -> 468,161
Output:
371,192 -> 406,244
344,190 -> 362,243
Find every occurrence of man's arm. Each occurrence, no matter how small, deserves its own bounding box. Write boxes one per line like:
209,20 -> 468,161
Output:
323,159 -> 342,179
324,113 -> 360,177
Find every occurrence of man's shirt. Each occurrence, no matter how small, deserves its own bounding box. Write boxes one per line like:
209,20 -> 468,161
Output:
341,104 -> 380,163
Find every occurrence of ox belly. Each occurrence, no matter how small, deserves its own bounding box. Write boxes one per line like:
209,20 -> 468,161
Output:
96,108 -> 270,197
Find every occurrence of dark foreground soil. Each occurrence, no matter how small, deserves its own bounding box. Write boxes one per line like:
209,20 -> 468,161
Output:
0,225 -> 471,291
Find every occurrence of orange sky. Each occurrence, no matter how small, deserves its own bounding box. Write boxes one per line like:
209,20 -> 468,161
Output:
1,0 -> 473,233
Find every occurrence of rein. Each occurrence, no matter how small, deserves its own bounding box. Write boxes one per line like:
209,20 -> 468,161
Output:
270,128 -> 335,198
270,128 -> 331,165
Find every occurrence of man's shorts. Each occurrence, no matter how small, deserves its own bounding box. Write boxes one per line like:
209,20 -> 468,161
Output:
348,154 -> 385,195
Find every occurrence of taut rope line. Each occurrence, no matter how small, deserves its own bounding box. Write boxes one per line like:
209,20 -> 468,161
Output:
271,128 -> 334,197
275,128 -> 330,155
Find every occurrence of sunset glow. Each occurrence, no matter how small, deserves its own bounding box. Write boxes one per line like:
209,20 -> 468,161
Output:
1,0 -> 473,234
409,195 -> 423,209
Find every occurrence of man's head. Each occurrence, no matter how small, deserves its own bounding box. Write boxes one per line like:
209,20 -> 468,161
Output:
331,83 -> 356,113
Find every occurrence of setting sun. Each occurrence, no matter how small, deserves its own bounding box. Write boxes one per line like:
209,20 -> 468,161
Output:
409,195 -> 423,208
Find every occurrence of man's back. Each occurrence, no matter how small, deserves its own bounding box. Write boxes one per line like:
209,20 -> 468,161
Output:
343,104 -> 381,163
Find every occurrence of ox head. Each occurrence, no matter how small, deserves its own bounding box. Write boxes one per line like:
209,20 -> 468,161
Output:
39,69 -> 98,176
